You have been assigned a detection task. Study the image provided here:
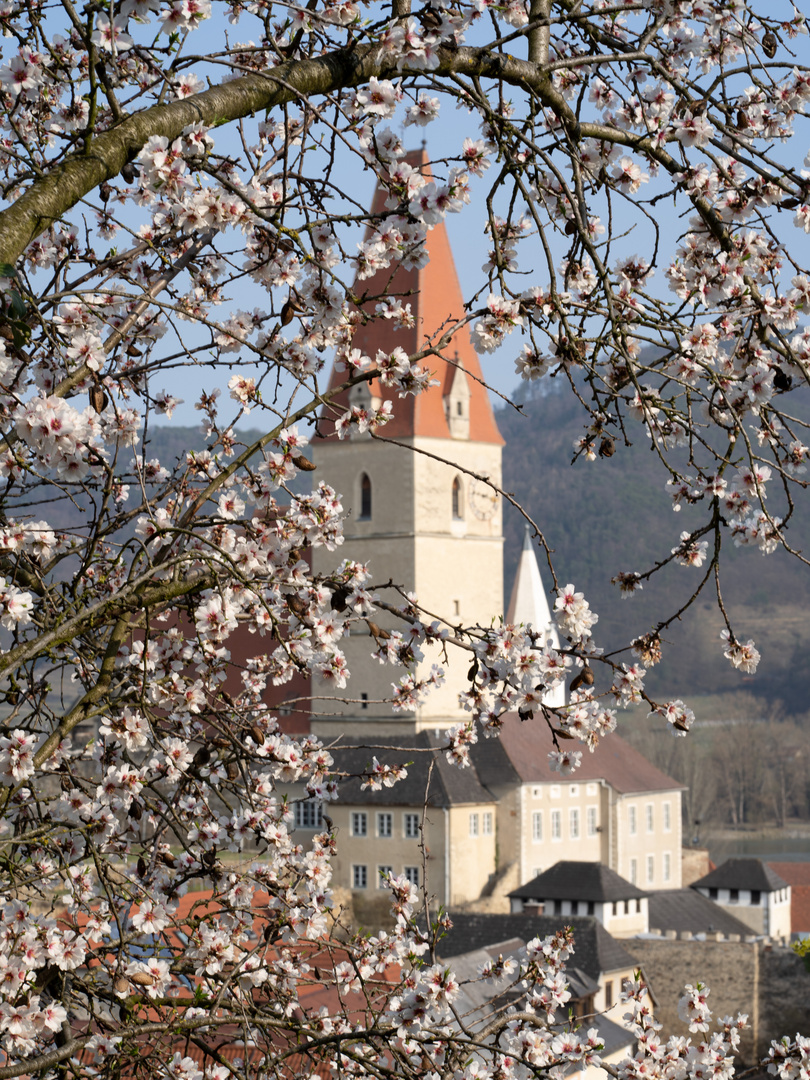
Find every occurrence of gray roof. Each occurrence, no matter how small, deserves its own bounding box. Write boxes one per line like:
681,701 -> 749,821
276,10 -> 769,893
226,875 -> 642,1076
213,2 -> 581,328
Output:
692,858 -> 789,893
434,913 -> 638,982
329,732 -> 494,807
467,735 -> 520,789
443,945 -> 632,1059
648,889 -> 754,936
509,861 -> 647,903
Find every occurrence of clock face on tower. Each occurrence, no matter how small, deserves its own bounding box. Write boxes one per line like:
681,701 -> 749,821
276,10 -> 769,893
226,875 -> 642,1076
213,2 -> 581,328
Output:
469,477 -> 499,520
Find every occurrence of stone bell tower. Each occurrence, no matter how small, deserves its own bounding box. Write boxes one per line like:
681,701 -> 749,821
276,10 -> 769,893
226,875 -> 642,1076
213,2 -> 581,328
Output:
310,151 -> 504,736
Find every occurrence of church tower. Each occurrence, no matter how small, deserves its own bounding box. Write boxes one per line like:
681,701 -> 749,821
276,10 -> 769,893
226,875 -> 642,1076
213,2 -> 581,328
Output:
310,152 -> 504,736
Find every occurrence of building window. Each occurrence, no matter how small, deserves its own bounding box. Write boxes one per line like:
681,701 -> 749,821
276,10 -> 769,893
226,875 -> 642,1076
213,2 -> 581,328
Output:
482,811 -> 493,836
663,801 -> 672,832
452,476 -> 463,519
532,811 -> 543,842
605,981 -> 613,1009
587,806 -> 597,837
629,858 -> 638,885
709,887 -> 718,899
663,852 -> 671,882
729,888 -> 739,903
469,813 -> 479,837
569,784 -> 580,797
378,866 -> 392,887
404,813 -> 420,839
377,812 -> 393,838
569,808 -> 580,840
532,786 -> 543,798
550,785 -> 561,799
551,810 -> 562,841
360,692 -> 368,710
628,805 -> 637,836
404,866 -> 420,886
359,473 -> 372,519
352,865 -> 368,889
646,804 -> 654,833
646,855 -> 655,884
294,800 -> 322,830
751,889 -> 761,904
351,811 -> 367,837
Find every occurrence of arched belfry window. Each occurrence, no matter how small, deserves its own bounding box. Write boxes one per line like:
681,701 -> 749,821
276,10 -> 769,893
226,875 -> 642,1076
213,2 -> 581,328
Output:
452,476 -> 463,520
359,473 -> 372,520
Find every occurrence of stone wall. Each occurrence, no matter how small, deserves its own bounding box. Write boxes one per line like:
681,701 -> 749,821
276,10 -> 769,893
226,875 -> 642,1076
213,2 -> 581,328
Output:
682,847 -> 712,886
627,935 -> 810,1064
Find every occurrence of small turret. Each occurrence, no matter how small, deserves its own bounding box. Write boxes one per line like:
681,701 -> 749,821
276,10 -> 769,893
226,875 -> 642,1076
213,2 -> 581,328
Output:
506,525 -> 565,708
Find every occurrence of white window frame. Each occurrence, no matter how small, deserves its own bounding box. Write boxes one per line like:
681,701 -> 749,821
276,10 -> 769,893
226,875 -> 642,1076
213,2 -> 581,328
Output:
377,812 -> 393,838
663,801 -> 672,832
469,813 -> 479,838
482,811 -> 493,836
295,799 -> 322,830
378,865 -> 392,888
646,803 -> 654,833
663,852 -> 671,882
351,811 -> 367,837
587,806 -> 598,837
646,855 -> 655,884
551,809 -> 562,841
628,804 -> 637,836
352,864 -> 368,889
532,811 -> 543,842
629,858 -> 638,885
404,813 -> 420,839
404,866 -> 419,886
569,808 -> 580,840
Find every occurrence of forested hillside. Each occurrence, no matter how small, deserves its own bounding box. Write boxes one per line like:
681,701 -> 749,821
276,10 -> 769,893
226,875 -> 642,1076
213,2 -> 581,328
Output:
59,403 -> 810,719
498,382 -> 810,716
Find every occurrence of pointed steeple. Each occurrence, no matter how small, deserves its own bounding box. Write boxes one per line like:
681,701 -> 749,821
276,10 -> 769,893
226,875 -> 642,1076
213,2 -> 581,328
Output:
507,527 -> 566,707
318,151 -> 503,445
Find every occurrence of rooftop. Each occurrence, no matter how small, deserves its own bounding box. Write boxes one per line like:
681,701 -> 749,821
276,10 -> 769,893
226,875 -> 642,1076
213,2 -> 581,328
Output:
317,150 -> 503,446
692,858 -> 789,893
647,889 -> 754,937
434,913 -> 638,982
509,861 -> 647,903
471,718 -> 684,793
326,732 -> 495,807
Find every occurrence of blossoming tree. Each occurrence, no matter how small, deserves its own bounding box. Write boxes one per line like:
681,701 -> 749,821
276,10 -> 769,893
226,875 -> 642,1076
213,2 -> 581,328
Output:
0,0 -> 809,1076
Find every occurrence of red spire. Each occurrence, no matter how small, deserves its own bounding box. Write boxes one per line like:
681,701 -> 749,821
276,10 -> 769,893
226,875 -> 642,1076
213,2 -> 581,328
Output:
319,151 -> 504,445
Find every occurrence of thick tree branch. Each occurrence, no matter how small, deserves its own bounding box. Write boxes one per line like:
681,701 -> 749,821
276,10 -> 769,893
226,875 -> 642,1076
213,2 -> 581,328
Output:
0,40 -> 683,269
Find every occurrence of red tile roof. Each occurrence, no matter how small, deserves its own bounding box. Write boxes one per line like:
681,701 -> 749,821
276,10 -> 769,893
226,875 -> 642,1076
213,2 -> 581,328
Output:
496,715 -> 684,793
318,150 -> 503,445
767,861 -> 810,885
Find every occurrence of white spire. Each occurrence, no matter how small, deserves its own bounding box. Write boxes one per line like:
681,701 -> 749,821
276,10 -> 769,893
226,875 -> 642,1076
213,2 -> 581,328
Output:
506,526 -> 566,707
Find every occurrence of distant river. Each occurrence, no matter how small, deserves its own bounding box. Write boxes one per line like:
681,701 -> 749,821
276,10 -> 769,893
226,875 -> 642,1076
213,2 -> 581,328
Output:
707,835 -> 810,864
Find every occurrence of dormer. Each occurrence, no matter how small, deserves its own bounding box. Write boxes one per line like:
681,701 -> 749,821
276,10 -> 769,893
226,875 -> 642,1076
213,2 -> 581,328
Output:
444,362 -> 471,440
347,380 -> 381,438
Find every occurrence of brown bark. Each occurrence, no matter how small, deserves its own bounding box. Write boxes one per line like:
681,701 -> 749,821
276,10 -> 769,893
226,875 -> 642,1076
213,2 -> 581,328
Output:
0,42 -> 695,270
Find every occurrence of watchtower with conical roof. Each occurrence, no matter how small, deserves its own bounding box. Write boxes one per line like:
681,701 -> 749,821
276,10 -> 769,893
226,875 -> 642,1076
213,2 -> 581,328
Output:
310,152 -> 504,735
